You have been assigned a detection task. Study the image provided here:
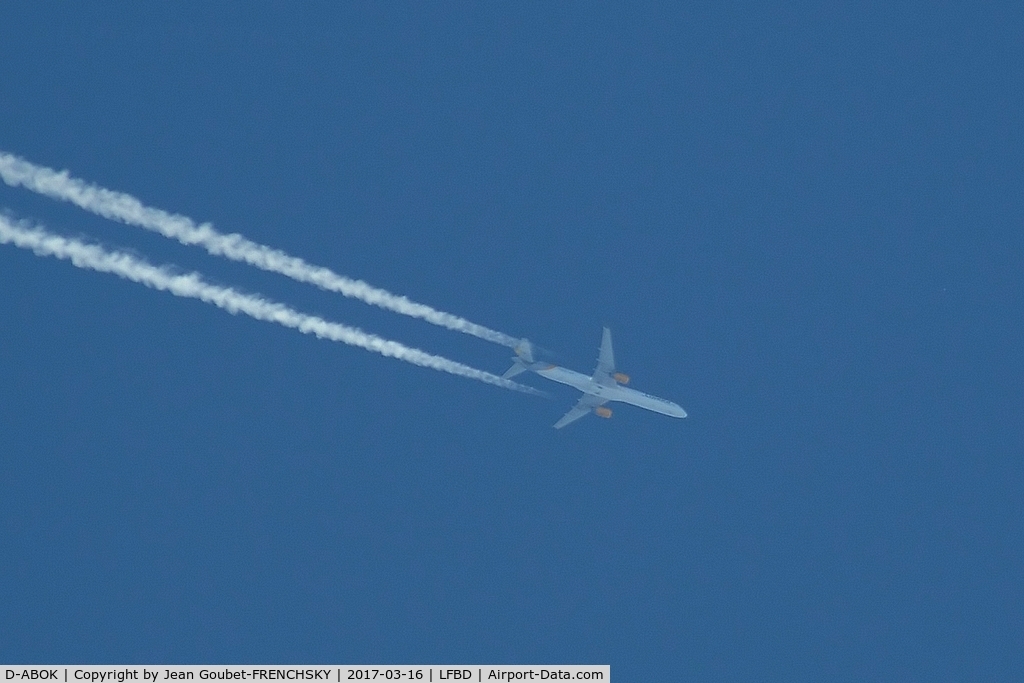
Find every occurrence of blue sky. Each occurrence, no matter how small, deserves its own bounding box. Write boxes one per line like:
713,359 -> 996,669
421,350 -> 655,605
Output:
1,2 -> 1022,679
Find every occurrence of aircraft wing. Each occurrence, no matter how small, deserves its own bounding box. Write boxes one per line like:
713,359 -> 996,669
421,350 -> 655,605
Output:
553,394 -> 608,429
592,327 -> 616,385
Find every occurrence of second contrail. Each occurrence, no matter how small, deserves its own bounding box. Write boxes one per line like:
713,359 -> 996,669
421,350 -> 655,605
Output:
0,151 -> 521,347
0,213 -> 541,396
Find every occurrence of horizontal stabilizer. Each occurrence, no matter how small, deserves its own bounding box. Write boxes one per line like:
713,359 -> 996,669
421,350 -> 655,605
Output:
502,362 -> 528,380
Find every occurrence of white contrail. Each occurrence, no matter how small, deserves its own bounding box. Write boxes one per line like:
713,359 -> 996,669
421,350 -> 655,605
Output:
0,214 -> 541,396
0,151 -> 521,348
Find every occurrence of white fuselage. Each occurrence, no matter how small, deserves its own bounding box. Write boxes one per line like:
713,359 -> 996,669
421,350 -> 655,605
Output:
534,365 -> 687,418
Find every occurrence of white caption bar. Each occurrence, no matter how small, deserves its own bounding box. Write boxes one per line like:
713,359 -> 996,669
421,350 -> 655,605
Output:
2,667 -> 608,683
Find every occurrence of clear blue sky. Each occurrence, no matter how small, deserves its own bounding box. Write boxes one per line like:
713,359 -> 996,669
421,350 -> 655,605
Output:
1,3 -> 1022,679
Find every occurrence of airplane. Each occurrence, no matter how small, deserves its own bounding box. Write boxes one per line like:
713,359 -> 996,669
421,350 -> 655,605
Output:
503,327 -> 688,428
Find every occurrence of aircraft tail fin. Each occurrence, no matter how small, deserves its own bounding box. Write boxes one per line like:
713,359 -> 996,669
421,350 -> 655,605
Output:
514,338 -> 535,363
501,338 -> 536,380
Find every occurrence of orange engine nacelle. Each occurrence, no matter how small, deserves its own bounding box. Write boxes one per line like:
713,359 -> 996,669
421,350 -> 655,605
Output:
595,406 -> 613,419
612,372 -> 630,385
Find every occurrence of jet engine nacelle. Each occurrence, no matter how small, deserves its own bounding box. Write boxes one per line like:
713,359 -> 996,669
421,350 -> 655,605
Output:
612,372 -> 630,384
595,406 -> 613,418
